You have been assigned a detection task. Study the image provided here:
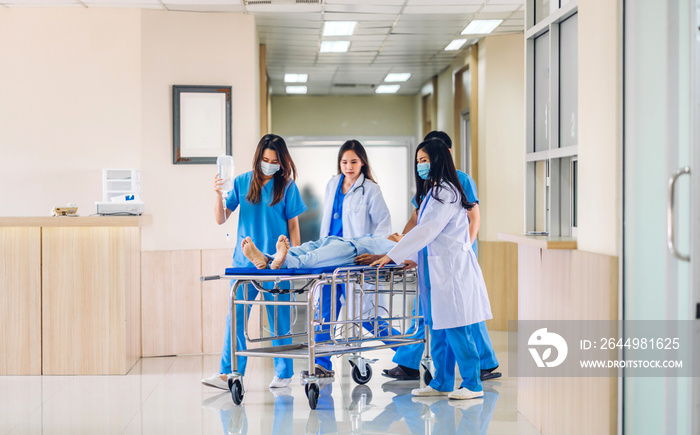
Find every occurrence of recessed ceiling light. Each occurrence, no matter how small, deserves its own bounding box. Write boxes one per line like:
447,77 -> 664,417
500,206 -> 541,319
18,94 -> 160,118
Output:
286,86 -> 307,94
444,39 -> 468,51
461,19 -> 503,35
284,73 -> 308,83
323,21 -> 357,36
320,41 -> 350,53
376,85 -> 400,94
384,73 -> 411,83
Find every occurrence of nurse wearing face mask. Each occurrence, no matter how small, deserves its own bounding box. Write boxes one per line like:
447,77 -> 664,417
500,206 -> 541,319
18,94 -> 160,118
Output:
201,134 -> 307,391
303,139 -> 392,379
372,138 -> 492,400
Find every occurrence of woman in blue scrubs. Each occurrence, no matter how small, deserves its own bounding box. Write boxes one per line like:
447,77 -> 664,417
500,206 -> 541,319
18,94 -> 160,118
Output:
202,134 -> 307,390
372,138 -> 492,401
304,139 -> 392,378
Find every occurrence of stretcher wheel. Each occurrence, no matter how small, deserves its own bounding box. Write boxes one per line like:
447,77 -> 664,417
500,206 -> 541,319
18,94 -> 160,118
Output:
423,369 -> 433,386
307,383 -> 319,410
229,378 -> 244,405
351,385 -> 373,406
351,363 -> 372,385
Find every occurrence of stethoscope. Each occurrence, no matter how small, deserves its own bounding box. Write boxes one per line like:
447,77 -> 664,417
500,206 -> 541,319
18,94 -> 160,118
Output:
333,175 -> 366,219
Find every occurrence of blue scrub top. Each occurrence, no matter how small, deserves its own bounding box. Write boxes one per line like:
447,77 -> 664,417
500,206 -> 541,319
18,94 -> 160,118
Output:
226,171 -> 307,267
328,174 -> 346,237
412,170 -> 479,255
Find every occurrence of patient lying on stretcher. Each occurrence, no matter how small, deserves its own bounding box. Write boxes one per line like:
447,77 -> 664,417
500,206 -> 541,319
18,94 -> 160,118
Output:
241,233 -> 404,270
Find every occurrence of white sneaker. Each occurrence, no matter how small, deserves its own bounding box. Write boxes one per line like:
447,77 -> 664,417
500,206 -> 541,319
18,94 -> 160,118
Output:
269,376 -> 292,388
201,373 -> 229,390
411,385 -> 449,397
447,387 -> 484,400
448,398 -> 484,409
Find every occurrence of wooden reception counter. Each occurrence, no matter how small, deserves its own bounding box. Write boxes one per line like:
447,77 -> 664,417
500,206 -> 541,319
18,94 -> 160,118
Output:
497,232 -> 618,435
0,216 -> 149,375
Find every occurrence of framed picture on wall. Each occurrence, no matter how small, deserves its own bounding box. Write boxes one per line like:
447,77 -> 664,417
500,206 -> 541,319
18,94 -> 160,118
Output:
172,85 -> 231,164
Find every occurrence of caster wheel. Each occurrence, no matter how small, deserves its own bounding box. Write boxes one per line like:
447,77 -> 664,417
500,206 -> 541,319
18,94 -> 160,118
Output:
351,384 -> 373,406
307,383 -> 319,410
351,363 -> 372,385
229,378 -> 244,405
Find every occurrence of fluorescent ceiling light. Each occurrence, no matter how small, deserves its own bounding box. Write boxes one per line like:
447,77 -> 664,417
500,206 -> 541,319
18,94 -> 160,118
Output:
286,86 -> 307,94
384,73 -> 411,83
444,39 -> 468,51
461,19 -> 503,35
284,73 -> 308,83
376,85 -> 400,94
320,41 -> 350,53
323,21 -> 357,36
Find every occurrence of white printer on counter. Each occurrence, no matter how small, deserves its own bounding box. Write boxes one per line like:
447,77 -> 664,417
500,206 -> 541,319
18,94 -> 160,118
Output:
95,169 -> 144,216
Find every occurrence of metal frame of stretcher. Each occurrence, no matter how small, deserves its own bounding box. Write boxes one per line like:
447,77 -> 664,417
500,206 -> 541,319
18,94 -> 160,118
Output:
201,265 -> 432,410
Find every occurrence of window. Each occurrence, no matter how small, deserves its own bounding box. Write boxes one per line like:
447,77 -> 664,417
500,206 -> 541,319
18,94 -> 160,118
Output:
525,0 -> 578,237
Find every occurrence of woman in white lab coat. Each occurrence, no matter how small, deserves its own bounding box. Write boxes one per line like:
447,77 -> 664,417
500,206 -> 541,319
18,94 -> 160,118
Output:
303,139 -> 392,378
372,138 -> 492,400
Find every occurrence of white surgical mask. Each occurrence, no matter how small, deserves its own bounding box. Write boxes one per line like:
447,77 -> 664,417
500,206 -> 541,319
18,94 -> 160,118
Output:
260,161 -> 281,176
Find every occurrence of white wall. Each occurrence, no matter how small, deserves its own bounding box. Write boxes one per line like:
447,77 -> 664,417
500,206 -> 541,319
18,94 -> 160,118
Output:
478,34 -> 525,241
0,9 -> 142,216
271,95 -> 417,137
577,0 -> 622,256
140,10 -> 258,251
0,8 -> 260,252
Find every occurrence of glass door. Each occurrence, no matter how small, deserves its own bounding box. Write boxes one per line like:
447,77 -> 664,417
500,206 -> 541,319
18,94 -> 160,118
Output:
624,0 -> 698,433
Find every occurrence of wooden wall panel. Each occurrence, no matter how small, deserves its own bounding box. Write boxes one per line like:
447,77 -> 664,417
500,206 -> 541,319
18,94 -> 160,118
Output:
201,250 -> 232,354
141,250 -> 202,357
479,241 -> 518,331
516,246 -> 619,435
42,227 -> 140,375
0,227 -> 42,375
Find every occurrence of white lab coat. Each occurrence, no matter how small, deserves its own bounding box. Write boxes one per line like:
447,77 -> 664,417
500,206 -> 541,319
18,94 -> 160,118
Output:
386,183 -> 492,330
319,173 -> 392,239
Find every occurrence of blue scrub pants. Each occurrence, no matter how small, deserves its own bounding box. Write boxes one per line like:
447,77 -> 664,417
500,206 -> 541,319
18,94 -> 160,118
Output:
220,282 -> 294,378
392,304 -> 498,372
315,283 -> 401,371
392,244 -> 498,372
419,252 -> 482,393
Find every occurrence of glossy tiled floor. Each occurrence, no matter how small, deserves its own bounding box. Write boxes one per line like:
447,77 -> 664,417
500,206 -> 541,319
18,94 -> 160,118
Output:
0,331 -> 540,434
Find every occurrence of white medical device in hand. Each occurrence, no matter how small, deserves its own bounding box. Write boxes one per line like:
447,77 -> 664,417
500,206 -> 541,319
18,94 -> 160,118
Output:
217,155 -> 235,223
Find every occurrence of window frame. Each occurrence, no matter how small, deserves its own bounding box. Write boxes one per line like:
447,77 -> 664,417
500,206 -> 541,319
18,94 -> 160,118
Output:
525,0 -> 578,237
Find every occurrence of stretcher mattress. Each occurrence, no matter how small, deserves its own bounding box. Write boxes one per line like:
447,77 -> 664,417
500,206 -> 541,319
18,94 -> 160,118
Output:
224,266 -> 347,276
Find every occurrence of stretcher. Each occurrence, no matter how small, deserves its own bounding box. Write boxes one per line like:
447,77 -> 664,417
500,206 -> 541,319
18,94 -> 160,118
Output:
201,264 -> 431,409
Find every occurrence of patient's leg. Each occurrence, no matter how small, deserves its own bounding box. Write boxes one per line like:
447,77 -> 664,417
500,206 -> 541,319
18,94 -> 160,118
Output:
270,235 -> 290,270
283,238 -> 357,269
241,237 -> 269,269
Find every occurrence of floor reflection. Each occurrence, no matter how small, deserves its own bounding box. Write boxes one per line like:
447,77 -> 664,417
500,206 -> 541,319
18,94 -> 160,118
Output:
207,378 -> 500,435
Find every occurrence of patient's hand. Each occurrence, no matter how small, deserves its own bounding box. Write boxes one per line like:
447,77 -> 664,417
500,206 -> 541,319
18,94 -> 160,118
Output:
355,253 -> 383,265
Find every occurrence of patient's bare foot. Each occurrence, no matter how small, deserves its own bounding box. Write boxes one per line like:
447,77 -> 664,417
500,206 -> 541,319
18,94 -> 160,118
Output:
241,237 -> 269,269
270,235 -> 290,269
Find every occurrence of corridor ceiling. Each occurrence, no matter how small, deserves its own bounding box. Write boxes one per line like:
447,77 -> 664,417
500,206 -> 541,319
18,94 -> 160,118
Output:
1,0 -> 526,95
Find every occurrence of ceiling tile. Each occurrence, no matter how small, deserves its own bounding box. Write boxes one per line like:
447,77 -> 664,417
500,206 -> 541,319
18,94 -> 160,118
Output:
324,4 -> 402,14
162,0 -> 243,4
407,0 -> 485,4
479,4 -> 520,13
165,4 -> 244,12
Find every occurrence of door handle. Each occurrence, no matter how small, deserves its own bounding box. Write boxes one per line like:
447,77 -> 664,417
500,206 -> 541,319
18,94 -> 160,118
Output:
667,166 -> 691,261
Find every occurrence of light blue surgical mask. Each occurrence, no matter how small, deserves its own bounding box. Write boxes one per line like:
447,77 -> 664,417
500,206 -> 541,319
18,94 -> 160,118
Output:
260,161 -> 281,176
417,162 -> 430,180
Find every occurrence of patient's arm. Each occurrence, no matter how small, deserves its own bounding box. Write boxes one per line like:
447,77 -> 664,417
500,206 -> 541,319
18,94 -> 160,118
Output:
355,253 -> 384,265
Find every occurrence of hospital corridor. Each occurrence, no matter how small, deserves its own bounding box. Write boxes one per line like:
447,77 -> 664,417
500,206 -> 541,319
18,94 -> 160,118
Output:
1,0 -> 699,434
